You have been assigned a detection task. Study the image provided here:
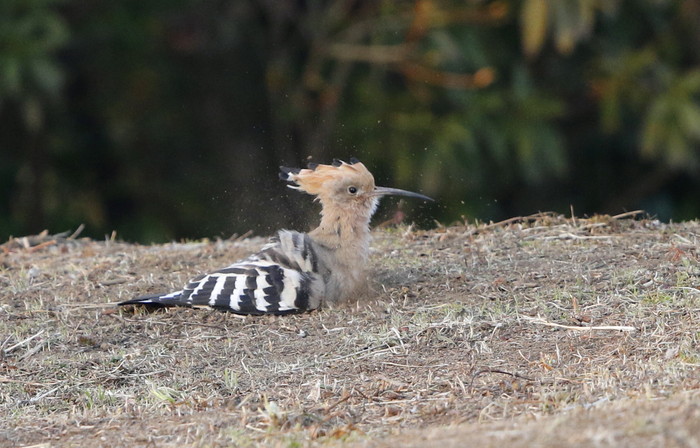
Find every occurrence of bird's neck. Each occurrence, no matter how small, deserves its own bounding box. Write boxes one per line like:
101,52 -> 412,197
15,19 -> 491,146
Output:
309,202 -> 373,258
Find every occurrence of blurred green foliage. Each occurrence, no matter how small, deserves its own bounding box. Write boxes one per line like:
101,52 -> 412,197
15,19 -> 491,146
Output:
1,0 -> 699,242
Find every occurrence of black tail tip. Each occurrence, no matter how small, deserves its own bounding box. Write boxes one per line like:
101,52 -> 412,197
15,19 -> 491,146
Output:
117,299 -> 172,309
118,298 -> 149,306
279,166 -> 301,181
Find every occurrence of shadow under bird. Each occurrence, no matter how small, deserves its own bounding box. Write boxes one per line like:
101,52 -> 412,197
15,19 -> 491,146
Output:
119,158 -> 433,315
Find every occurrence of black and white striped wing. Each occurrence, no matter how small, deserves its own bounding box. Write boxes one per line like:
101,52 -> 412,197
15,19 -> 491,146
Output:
119,231 -> 324,315
121,261 -> 315,314
258,230 -> 320,273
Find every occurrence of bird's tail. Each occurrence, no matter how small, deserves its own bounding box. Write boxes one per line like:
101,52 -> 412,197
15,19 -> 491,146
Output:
118,291 -> 186,308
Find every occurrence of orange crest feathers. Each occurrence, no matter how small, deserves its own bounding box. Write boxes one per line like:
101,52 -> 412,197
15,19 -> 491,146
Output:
279,158 -> 375,196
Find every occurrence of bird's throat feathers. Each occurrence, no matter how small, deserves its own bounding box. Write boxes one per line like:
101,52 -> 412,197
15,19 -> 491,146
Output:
310,197 -> 377,253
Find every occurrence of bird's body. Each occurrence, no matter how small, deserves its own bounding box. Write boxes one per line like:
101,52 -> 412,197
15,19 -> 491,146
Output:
119,159 -> 432,314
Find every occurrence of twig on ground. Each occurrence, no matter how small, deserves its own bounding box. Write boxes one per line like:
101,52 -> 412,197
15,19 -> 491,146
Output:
61,302 -> 119,309
18,340 -> 47,361
232,230 -> 254,242
4,330 -> 45,354
68,224 -> 85,240
531,233 -> 616,241
521,316 -> 636,332
20,386 -> 61,405
610,210 -> 644,220
28,240 -> 57,253
469,369 -> 535,388
466,213 -> 556,236
120,316 -> 230,330
0,376 -> 56,387
99,279 -> 129,286
378,361 -> 450,369
325,391 -> 352,413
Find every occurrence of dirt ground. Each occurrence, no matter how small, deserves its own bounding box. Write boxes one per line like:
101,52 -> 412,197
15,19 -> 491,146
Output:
1,213 -> 699,447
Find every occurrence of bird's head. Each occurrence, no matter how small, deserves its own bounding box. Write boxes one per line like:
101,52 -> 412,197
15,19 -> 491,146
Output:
280,158 -> 432,216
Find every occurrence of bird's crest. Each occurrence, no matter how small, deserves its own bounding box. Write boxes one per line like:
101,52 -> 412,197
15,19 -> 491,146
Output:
280,158 -> 374,196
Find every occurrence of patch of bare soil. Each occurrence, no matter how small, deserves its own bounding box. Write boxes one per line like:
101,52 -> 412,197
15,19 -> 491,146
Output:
1,214 -> 699,447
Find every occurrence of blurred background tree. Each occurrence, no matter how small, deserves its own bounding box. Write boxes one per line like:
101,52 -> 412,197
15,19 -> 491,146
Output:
1,0 -> 699,242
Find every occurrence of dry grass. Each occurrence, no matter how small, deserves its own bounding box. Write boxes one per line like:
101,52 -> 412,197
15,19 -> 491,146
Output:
1,214 -> 699,447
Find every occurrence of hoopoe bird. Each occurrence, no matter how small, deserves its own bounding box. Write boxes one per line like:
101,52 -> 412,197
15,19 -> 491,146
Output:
119,158 -> 432,315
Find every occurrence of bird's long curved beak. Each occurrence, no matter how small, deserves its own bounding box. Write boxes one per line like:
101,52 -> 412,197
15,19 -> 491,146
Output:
374,186 -> 434,202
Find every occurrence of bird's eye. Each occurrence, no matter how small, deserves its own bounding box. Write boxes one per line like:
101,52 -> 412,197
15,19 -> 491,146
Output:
348,186 -> 358,194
